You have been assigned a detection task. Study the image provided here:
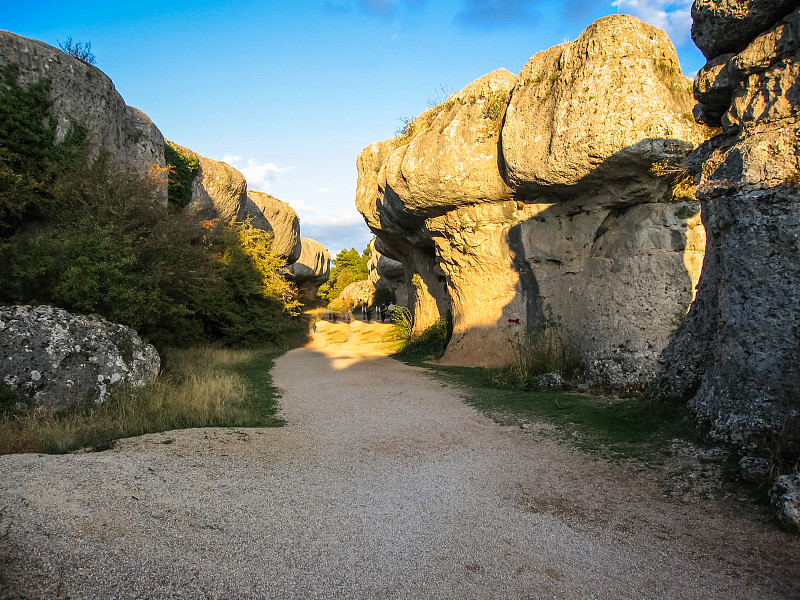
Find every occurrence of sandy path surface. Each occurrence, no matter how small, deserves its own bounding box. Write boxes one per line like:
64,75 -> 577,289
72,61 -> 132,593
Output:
1,325 -> 799,599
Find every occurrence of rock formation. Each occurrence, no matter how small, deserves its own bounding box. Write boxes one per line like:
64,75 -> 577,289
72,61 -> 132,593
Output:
367,239 -> 407,306
0,31 -> 165,186
652,3 -> 800,450
287,238 -> 331,299
356,15 -> 709,391
0,305 -> 160,406
339,280 -> 375,307
246,190 -> 302,264
166,142 -> 313,271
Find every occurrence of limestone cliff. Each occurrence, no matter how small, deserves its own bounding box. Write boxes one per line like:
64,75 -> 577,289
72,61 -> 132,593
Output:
0,31 -> 165,188
356,15 -> 709,392
653,2 -> 800,450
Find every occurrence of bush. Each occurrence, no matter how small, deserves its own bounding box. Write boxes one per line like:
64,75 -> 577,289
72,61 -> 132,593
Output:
390,305 -> 414,340
57,36 -> 96,65
164,142 -> 199,209
492,307 -> 580,389
397,315 -> 452,361
372,284 -> 395,307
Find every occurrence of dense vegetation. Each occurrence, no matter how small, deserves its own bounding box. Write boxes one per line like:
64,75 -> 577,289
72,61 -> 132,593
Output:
317,245 -> 369,301
0,64 -> 303,350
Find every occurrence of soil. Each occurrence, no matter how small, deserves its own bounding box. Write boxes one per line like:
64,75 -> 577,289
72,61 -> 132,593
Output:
1,321 -> 798,599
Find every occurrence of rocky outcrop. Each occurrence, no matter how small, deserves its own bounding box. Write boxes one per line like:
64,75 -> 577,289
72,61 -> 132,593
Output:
652,4 -> 800,450
0,305 -> 160,406
356,15 -> 709,391
339,280 -> 374,307
367,239 -> 407,306
287,238 -> 331,300
0,31 -> 165,181
245,191 -> 302,264
771,473 -> 800,532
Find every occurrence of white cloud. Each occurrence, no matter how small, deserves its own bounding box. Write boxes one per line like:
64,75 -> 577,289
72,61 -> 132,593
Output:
316,187 -> 335,194
218,155 -> 292,192
616,0 -> 693,45
301,212 -> 366,227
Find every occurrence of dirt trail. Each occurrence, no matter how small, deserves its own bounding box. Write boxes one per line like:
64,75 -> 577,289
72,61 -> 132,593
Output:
1,323 -> 799,599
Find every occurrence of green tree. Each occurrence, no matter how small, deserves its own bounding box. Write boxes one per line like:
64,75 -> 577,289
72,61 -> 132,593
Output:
318,245 -> 369,301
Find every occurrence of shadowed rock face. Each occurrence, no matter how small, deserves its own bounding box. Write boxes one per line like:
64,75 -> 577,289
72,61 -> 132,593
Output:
0,31 -> 166,201
653,3 -> 800,450
287,238 -> 331,299
245,190 -> 302,264
356,15 -> 709,392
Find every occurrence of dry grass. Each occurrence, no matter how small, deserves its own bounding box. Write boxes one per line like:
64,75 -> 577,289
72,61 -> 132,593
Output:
0,347 -> 282,455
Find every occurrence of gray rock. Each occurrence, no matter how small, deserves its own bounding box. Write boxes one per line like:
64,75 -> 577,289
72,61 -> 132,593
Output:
536,373 -> 565,391
245,190 -> 302,264
652,7 -> 800,451
770,473 -> 800,532
0,305 -> 160,406
739,456 -> 771,483
691,0 -> 799,59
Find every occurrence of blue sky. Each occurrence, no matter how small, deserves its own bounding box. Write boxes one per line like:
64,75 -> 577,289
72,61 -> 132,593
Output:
2,0 -> 703,257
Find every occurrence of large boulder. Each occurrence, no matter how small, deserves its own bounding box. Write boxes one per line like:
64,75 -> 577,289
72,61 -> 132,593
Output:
244,190 -> 302,264
652,4 -> 800,450
286,238 -> 331,300
0,305 -> 160,406
367,239 -> 407,306
356,15 -> 709,391
0,31 -> 165,190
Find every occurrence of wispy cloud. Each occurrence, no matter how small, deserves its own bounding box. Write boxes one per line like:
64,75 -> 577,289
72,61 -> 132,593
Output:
615,0 -> 693,44
220,155 -> 292,192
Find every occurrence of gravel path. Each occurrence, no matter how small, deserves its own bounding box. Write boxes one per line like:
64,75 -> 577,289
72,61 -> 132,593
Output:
1,330 -> 799,599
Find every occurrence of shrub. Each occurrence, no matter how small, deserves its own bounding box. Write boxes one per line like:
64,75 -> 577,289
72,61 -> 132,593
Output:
372,284 -> 395,307
397,315 -> 452,361
493,307 -> 580,389
164,142 -> 199,209
57,36 -> 96,65
390,305 -> 414,340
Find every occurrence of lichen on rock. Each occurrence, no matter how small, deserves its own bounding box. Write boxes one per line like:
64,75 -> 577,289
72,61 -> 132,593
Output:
0,305 -> 160,406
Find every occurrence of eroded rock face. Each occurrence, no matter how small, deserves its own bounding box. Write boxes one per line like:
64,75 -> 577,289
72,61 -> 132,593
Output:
368,239 -> 407,306
0,305 -> 160,406
245,190 -> 302,264
0,31 -> 165,179
652,4 -> 800,450
286,238 -> 331,299
357,15 -> 708,389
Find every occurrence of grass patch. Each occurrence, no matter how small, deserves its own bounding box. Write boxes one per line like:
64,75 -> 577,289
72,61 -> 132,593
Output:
396,315 -> 452,361
0,346 -> 284,455
412,361 -> 700,466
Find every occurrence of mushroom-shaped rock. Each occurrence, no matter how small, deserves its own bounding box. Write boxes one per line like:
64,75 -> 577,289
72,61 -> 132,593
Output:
502,15 -> 703,203
286,238 -> 331,299
244,190 -> 302,264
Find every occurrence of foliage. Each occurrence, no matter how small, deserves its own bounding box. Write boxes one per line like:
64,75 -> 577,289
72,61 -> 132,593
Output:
372,284 -> 395,307
492,307 -> 581,389
0,68 -> 303,350
0,64 -> 87,234
390,305 -> 414,340
417,361 -> 701,466
397,315 -> 452,361
164,142 -> 199,209
57,36 -> 96,65
318,245 -> 369,301
0,347 -> 284,455
411,273 -> 423,290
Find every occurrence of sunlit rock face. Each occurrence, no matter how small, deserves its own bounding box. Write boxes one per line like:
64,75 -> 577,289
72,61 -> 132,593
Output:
652,4 -> 800,450
246,190 -> 302,265
0,31 -> 166,203
356,15 -> 708,392
287,238 -> 331,300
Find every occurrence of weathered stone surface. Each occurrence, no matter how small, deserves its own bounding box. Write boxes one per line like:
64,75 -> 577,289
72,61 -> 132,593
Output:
286,238 -> 331,299
0,305 -> 160,406
0,31 -> 165,181
339,280 -> 374,307
368,239 -> 407,306
245,190 -> 302,264
357,15 -> 708,389
739,456 -> 771,483
653,5 -> 800,450
502,15 -> 703,200
691,0 -> 799,59
770,473 -> 800,532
